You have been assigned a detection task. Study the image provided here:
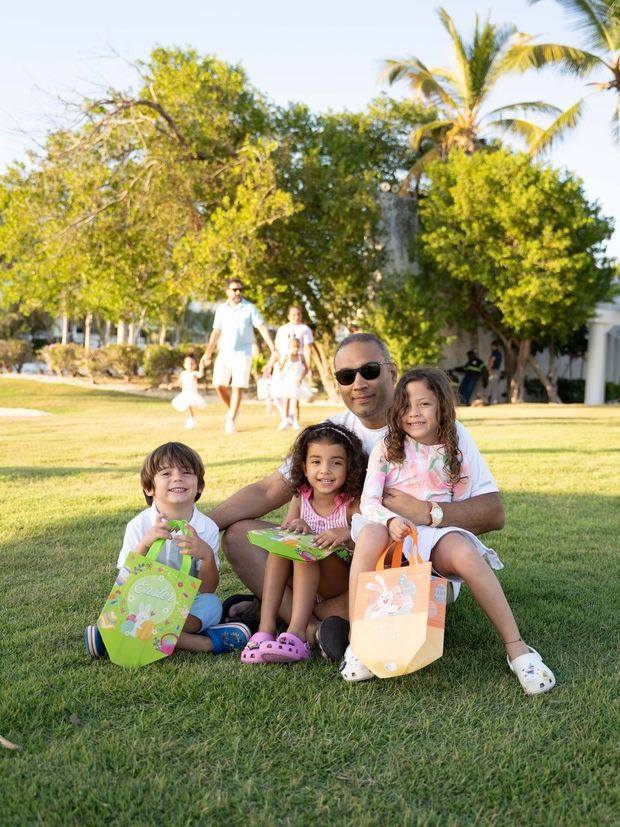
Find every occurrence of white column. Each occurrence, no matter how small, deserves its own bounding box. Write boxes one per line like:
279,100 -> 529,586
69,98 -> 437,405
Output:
585,319 -> 611,404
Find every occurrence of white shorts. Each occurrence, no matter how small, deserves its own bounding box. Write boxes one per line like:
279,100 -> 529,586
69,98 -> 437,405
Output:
350,514 -> 504,602
213,352 -> 252,388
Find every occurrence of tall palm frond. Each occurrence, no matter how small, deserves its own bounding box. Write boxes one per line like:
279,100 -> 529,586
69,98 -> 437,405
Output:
527,98 -> 585,153
509,0 -> 620,140
504,40 -> 603,75
530,0 -> 620,52
382,58 -> 460,111
384,7 -> 578,183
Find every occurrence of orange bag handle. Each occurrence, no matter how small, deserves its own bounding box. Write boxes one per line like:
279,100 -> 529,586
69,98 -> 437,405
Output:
376,526 -> 423,571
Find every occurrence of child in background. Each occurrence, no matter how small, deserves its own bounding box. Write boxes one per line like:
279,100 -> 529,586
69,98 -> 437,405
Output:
344,367 -> 556,695
172,356 -> 207,430
268,337 -> 311,431
240,423 -> 367,664
84,442 -> 250,658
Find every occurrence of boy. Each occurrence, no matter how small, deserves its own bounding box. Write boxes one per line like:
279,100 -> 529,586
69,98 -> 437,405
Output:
85,442 -> 250,657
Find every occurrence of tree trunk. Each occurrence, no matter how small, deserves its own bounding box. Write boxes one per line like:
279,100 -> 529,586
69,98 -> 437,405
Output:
159,324 -> 166,345
103,320 -> 112,347
61,315 -> 70,345
313,341 -> 340,403
127,311 -> 147,345
510,339 -> 530,403
527,354 -> 562,404
84,313 -> 93,353
117,320 -> 126,344
546,340 -> 560,402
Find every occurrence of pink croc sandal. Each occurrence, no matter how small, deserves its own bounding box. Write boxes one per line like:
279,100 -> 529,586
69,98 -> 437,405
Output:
240,632 -> 276,665
260,632 -> 312,663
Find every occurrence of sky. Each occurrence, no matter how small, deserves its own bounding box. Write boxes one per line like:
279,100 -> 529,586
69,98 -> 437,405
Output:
1,0 -> 618,256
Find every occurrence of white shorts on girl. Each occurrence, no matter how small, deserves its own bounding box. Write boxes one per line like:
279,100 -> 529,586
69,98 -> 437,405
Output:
350,514 -> 504,602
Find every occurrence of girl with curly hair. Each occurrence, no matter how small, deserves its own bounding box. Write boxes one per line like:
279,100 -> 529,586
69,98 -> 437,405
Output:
241,422 -> 367,665
343,367 -> 555,695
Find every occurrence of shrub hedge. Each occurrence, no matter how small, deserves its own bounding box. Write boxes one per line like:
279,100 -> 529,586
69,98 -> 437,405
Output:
0,339 -> 34,372
39,342 -> 206,385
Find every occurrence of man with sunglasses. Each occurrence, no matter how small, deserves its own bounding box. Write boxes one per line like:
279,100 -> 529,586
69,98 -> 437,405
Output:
210,333 -> 505,641
201,278 -> 276,433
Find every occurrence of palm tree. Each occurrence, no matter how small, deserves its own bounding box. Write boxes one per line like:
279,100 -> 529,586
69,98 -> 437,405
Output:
383,8 -> 580,183
506,0 -> 620,142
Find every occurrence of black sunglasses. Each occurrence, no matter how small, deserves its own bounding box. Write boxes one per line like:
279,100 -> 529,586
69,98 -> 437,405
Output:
334,360 -> 390,386
229,286 -> 243,292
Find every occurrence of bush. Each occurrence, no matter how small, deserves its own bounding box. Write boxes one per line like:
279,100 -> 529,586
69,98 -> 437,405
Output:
0,339 -> 34,372
524,377 -> 587,403
40,343 -> 83,376
557,378 -> 585,403
605,382 -> 620,402
523,377 -> 546,402
104,344 -> 142,379
143,345 -> 183,384
84,348 -> 113,378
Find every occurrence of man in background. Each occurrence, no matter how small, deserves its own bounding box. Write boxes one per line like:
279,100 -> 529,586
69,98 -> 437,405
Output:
201,279 -> 275,433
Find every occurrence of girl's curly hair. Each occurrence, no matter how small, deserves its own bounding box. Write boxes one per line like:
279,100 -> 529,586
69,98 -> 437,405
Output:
384,367 -> 464,486
286,422 -> 368,499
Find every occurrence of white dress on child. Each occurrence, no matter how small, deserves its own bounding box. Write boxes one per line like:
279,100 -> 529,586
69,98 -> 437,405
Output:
279,358 -> 313,401
171,370 -> 207,412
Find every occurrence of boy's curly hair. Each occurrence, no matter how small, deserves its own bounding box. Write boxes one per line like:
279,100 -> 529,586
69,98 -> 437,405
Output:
140,442 -> 205,505
384,367 -> 464,486
286,422 -> 368,499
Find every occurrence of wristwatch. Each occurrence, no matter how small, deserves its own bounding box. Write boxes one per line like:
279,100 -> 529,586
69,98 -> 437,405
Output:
429,502 -> 443,528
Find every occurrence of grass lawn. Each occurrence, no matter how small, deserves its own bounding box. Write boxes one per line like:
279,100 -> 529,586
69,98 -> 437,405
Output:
1,378 -> 618,826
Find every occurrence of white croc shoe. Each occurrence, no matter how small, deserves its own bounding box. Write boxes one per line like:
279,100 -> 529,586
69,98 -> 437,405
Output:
339,645 -> 375,683
508,646 -> 556,696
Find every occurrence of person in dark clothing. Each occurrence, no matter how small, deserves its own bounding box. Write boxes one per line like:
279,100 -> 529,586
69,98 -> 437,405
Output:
487,341 -> 503,404
458,350 -> 485,405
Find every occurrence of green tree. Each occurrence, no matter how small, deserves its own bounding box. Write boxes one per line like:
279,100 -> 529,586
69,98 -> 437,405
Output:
257,97 -> 437,391
418,148 -> 615,402
507,0 -> 620,142
383,8 -> 579,181
0,48 -> 295,344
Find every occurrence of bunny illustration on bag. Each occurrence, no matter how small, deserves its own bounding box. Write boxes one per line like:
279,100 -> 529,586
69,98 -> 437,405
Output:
364,574 -> 413,619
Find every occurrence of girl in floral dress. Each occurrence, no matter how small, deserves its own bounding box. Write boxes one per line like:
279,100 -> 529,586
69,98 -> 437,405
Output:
343,367 -> 556,695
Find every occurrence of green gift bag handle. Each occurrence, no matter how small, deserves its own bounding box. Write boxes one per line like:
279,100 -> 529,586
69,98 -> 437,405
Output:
145,519 -> 193,575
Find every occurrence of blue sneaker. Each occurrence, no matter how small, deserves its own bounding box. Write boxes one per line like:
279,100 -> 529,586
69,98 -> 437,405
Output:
205,622 -> 251,654
84,624 -> 107,657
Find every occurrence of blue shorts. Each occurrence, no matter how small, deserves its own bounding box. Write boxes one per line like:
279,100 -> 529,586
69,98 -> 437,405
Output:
189,592 -> 223,632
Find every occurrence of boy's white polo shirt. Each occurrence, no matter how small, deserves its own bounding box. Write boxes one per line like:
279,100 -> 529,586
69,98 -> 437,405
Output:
117,503 -> 220,576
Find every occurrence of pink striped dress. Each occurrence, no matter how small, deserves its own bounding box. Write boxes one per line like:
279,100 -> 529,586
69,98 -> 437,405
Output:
298,485 -> 351,533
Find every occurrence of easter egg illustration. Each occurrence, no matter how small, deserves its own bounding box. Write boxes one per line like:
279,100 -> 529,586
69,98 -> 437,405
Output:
115,566 -> 131,586
98,610 -> 117,630
159,633 -> 178,656
121,620 -> 135,635
137,620 -> 155,641
298,549 -> 316,562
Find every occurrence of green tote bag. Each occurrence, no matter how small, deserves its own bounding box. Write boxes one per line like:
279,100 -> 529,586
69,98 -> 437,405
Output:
97,520 -> 201,667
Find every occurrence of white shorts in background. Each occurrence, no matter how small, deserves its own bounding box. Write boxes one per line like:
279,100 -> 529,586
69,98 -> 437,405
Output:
213,352 -> 252,388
